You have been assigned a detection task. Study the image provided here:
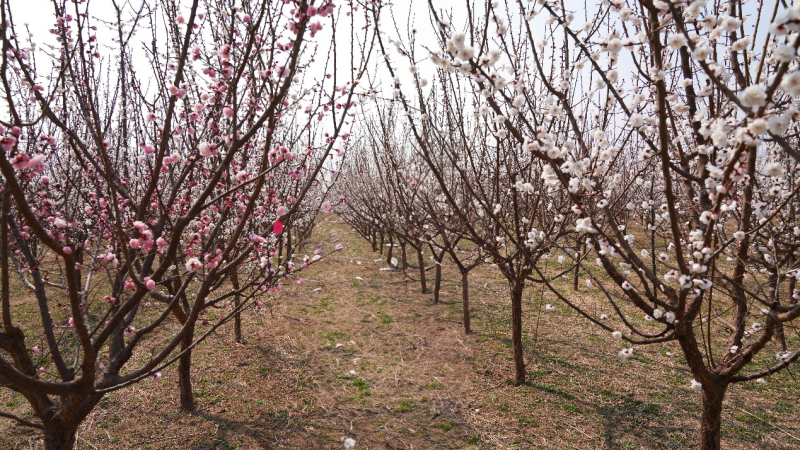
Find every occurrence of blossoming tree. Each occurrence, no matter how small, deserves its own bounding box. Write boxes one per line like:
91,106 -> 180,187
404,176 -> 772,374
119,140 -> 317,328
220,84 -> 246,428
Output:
413,0 -> 800,447
0,0 -> 379,447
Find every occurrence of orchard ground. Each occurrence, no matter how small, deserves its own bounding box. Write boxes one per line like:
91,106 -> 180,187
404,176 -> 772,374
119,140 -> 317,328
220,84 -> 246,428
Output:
1,216 -> 798,449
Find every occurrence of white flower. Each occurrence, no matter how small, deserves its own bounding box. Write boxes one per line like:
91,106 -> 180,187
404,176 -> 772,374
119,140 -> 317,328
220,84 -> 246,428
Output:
733,230 -> 746,241
629,113 -> 644,128
767,114 -> 790,134
618,348 -> 634,359
606,38 -> 623,53
612,331 -> 623,339
575,217 -> 597,234
780,72 -> 800,96
545,304 -> 556,311
653,309 -> 664,319
738,85 -> 767,108
775,44 -> 797,63
344,438 -> 356,449
756,377 -> 767,384
719,15 -> 742,32
621,281 -> 633,290
690,379 -> 703,392
747,119 -> 767,135
664,312 -> 676,323
763,162 -> 785,177
692,46 -> 711,61
667,34 -> 688,50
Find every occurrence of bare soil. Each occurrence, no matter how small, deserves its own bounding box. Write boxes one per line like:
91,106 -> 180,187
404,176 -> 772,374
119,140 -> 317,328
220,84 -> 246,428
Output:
1,217 -> 798,449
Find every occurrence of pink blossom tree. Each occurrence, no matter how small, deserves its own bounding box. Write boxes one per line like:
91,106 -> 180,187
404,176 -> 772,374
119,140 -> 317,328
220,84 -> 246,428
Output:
0,0 -> 380,446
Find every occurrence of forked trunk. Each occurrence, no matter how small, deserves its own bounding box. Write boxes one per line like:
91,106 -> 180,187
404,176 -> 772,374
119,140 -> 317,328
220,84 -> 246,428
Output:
461,271 -> 471,334
416,248 -> 426,293
700,383 -> 727,450
511,283 -> 525,386
178,323 -> 196,411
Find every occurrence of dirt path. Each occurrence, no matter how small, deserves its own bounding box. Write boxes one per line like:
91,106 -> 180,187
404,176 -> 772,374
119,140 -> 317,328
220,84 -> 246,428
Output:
2,217 -> 797,449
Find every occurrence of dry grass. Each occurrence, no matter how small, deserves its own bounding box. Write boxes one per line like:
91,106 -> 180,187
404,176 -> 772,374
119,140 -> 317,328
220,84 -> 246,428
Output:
1,216 -> 798,449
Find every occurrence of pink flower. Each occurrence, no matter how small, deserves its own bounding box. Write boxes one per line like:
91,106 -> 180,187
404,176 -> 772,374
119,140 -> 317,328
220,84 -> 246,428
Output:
335,244 -> 343,251
156,237 -> 168,247
129,239 -> 141,249
68,317 -> 74,326
145,278 -> 156,290
273,220 -> 284,235
0,136 -> 17,152
198,142 -> 214,157
153,372 -> 162,381
124,326 -> 136,337
186,257 -> 202,272
32,346 -> 40,355
62,246 -> 72,255
223,107 -> 234,118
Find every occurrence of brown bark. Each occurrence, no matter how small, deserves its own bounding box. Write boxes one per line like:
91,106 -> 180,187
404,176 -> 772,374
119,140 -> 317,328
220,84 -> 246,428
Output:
461,271 -> 471,334
700,383 -> 727,450
573,241 -> 580,291
386,233 -> 393,264
400,241 -> 408,276
511,282 -> 525,386
416,247 -> 427,293
178,322 -> 196,411
43,422 -> 78,450
433,261 -> 442,304
232,272 -> 242,344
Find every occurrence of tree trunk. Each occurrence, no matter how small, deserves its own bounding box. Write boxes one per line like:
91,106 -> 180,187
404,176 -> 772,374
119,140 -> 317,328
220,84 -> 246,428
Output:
43,420 -> 79,450
232,272 -> 242,344
700,383 -> 727,450
400,241 -> 408,276
461,271 -> 471,334
573,241 -> 581,291
379,231 -> 384,254
416,247 -> 427,293
511,282 -> 525,386
775,323 -> 787,352
433,260 -> 442,304
178,323 -> 196,411
386,233 -> 393,264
